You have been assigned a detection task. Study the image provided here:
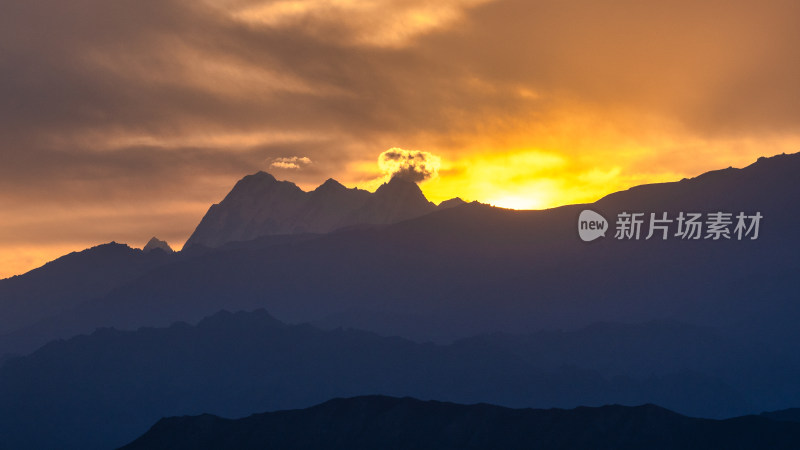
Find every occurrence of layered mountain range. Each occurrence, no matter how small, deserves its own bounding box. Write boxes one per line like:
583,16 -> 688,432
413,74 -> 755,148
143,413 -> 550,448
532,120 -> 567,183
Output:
0,152 -> 798,449
1,153 -> 798,350
0,309 -> 767,448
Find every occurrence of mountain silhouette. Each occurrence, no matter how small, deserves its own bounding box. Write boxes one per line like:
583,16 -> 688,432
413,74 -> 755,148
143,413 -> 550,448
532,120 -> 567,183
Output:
0,242 -> 175,337
0,309 -> 780,450
762,408 -> 800,423
143,237 -> 174,254
184,173 -> 458,248
121,396 -> 800,450
2,153 -> 796,351
0,152 -> 799,447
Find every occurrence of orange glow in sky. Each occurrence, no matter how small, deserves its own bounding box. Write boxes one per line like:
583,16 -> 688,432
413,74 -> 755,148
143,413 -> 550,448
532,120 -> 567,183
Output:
1,0 -> 799,278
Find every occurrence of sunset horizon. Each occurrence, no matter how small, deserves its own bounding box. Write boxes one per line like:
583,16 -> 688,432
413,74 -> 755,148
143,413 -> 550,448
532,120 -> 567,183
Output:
3,0 -> 800,279
2,148 -> 792,278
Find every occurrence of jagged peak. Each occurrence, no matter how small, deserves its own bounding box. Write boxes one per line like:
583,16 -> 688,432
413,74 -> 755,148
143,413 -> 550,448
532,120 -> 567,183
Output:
375,176 -> 425,196
143,237 -> 174,253
314,178 -> 347,193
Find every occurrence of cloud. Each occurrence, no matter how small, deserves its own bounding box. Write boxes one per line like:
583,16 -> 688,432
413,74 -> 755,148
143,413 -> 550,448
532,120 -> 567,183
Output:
378,148 -> 441,183
270,156 -> 312,170
229,0 -> 491,48
1,0 -> 800,276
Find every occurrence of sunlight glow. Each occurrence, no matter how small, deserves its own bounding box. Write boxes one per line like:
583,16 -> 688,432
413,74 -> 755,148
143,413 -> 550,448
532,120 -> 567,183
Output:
487,195 -> 544,210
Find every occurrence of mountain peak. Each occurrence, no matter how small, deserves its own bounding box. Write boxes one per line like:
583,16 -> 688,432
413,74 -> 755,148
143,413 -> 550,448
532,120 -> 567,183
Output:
143,237 -> 174,253
185,171 -> 441,248
375,176 -> 425,197
250,171 -> 277,182
438,197 -> 467,209
388,175 -> 420,186
313,178 -> 347,194
222,171 -> 304,201
349,176 -> 436,224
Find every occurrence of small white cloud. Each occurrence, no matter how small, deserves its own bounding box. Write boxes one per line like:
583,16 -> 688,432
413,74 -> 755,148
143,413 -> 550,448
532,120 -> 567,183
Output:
270,156 -> 312,170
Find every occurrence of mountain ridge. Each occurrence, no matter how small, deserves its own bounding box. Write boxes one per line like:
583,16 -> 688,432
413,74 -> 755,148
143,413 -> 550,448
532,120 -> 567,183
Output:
0,242 -> 175,335
1,152 -> 798,354
120,395 -> 800,450
184,173 -> 460,249
0,308 -> 784,449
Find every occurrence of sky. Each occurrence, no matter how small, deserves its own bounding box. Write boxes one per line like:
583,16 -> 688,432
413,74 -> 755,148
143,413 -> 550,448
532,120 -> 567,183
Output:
1,0 -> 799,278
